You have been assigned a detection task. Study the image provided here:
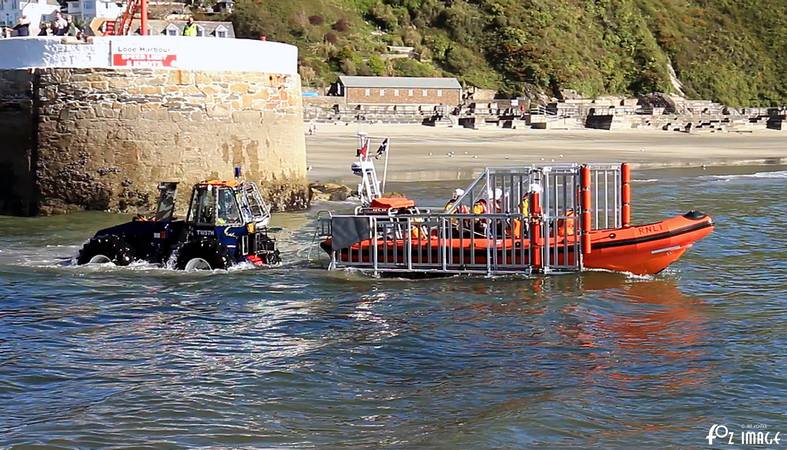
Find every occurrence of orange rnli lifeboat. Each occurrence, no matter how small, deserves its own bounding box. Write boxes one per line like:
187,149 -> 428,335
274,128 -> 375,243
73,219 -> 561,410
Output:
320,210 -> 713,276
319,148 -> 713,276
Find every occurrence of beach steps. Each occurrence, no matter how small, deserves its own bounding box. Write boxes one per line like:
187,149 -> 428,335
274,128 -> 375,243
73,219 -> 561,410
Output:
302,97 -> 786,132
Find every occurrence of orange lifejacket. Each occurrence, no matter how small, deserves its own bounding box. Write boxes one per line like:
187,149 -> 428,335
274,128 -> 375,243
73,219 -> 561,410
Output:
557,209 -> 576,236
410,218 -> 426,240
512,218 -> 523,236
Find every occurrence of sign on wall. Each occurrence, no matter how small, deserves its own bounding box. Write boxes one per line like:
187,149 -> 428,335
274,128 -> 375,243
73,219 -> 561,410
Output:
0,36 -> 298,74
110,43 -> 178,68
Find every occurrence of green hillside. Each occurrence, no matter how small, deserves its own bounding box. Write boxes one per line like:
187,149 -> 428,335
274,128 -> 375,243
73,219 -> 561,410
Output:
228,0 -> 787,106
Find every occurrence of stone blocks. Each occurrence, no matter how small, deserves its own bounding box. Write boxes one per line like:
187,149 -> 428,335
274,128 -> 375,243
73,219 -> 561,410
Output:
0,67 -> 308,215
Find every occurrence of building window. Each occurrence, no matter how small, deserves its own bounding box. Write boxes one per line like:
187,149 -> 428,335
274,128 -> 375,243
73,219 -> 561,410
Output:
380,89 -> 385,96
215,25 -> 227,38
408,89 -> 413,96
394,89 -> 400,97
11,0 -> 17,9
165,24 -> 178,36
83,0 -> 94,10
364,88 -> 370,97
196,25 -> 205,37
422,89 -> 428,97
437,89 -> 443,97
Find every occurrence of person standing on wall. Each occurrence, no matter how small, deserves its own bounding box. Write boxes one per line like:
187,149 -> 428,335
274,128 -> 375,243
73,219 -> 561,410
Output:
38,23 -> 52,36
52,12 -> 68,36
182,17 -> 198,36
13,16 -> 31,37
65,15 -> 80,37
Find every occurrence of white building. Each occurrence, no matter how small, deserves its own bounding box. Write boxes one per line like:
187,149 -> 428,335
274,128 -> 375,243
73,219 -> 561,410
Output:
65,0 -> 124,21
0,0 -> 60,35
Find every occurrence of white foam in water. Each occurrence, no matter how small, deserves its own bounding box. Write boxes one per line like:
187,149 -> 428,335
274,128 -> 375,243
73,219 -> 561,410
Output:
703,170 -> 787,182
586,267 -> 658,281
634,178 -> 659,183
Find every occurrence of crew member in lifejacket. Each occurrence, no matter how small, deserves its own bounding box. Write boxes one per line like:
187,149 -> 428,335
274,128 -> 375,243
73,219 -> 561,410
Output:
512,184 -> 542,238
472,198 -> 488,235
444,188 -> 465,212
491,188 -> 507,236
446,188 -> 471,236
492,188 -> 504,213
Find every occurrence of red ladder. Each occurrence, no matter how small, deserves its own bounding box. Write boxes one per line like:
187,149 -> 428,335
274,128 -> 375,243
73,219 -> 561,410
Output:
111,0 -> 140,35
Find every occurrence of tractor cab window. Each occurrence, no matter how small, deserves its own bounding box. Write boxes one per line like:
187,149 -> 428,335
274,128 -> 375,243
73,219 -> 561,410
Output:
216,188 -> 242,225
236,189 -> 254,223
188,186 -> 217,226
242,182 -> 271,224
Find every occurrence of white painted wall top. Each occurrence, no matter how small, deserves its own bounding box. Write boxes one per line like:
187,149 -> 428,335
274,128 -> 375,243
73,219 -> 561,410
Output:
0,36 -> 298,74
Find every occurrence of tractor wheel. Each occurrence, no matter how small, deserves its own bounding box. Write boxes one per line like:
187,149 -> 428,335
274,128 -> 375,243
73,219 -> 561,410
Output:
264,249 -> 282,266
175,239 -> 232,271
77,235 -> 135,266
256,234 -> 282,266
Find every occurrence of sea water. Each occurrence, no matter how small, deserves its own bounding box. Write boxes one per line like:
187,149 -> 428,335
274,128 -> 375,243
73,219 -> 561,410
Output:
1,166 -> 785,447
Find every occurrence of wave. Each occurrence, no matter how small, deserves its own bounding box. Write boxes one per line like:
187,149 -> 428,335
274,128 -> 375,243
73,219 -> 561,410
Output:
702,170 -> 787,182
633,178 -> 659,183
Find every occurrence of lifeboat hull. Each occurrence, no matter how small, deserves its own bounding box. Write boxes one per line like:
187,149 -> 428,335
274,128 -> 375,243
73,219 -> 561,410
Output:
321,212 -> 713,276
584,212 -> 714,274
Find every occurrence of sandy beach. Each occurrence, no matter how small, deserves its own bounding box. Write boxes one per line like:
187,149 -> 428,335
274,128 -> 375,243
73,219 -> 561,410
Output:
306,124 -> 787,183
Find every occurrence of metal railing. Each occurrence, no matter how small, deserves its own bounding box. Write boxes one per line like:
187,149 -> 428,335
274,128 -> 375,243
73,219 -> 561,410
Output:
588,163 -> 622,230
318,163 -> 630,276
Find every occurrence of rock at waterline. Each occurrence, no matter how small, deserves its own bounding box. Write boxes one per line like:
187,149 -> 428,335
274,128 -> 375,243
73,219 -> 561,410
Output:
309,183 -> 353,202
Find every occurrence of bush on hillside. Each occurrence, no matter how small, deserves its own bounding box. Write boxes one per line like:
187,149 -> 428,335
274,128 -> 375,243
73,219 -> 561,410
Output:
392,59 -> 438,77
368,55 -> 387,76
332,18 -> 350,32
324,31 -> 338,45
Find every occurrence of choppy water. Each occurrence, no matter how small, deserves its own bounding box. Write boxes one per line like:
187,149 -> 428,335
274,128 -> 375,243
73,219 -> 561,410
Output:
1,166 -> 785,448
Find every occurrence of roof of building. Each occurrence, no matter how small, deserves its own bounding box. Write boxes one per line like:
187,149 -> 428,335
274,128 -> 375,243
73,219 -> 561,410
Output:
129,19 -> 235,37
338,76 -> 461,90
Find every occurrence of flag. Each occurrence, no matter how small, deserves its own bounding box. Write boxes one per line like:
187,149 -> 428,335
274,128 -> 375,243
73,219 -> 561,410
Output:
357,140 -> 368,158
376,138 -> 389,158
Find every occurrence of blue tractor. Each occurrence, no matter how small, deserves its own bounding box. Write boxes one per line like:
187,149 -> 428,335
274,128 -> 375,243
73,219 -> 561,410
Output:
76,178 -> 281,270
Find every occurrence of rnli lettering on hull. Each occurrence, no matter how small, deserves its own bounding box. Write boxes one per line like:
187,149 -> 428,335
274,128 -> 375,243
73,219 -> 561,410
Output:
637,224 -> 664,235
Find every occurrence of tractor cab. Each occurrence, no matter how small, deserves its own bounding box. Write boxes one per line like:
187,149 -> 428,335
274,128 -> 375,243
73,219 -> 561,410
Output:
186,180 -> 271,229
180,180 -> 279,269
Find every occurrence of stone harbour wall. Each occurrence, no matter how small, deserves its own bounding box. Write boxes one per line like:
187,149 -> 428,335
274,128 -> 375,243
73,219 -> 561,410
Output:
0,67 -> 308,215
0,70 -> 36,215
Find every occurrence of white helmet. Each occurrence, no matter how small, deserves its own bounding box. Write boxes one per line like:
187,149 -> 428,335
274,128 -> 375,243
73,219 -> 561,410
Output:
494,188 -> 503,200
528,183 -> 543,194
453,188 -> 465,197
